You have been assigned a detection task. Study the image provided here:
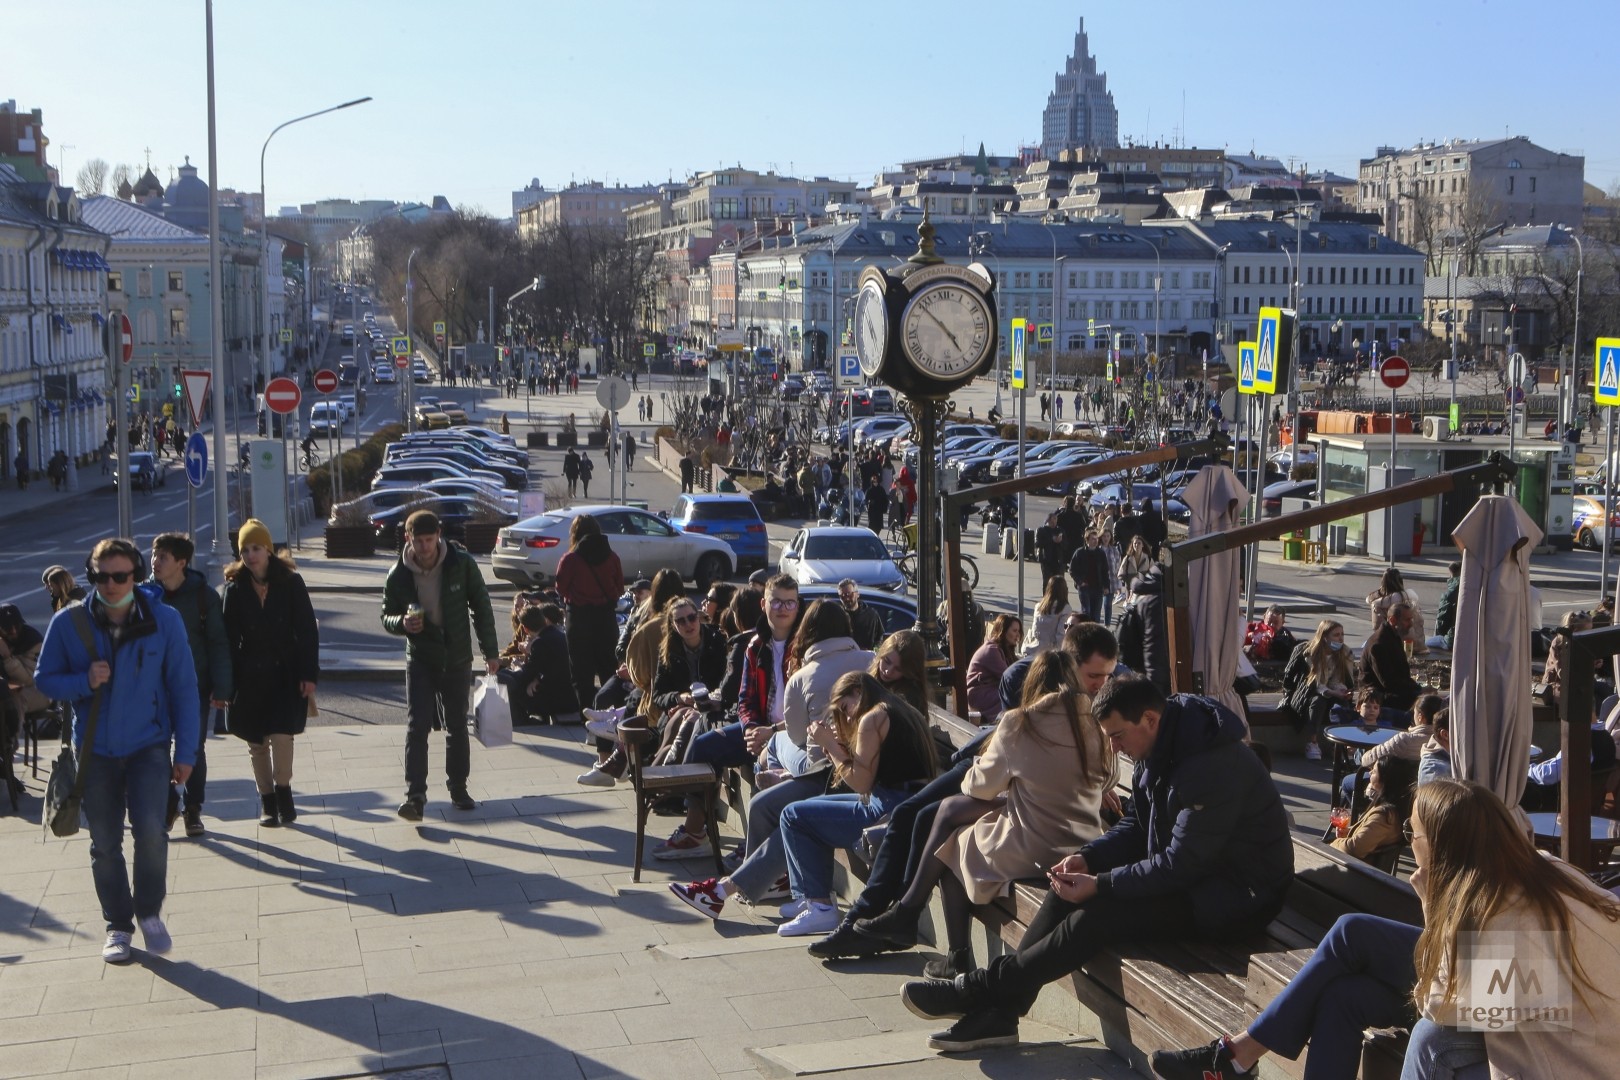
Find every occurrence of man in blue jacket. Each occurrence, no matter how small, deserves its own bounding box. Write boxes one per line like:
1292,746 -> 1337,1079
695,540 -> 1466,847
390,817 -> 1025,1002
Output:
34,538 -> 200,965
900,675 -> 1293,1052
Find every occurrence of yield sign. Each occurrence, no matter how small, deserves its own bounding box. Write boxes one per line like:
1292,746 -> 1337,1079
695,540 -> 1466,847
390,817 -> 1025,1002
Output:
181,369 -> 212,428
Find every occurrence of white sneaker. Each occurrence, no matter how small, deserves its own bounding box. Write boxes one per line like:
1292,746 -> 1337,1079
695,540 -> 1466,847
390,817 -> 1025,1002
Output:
102,930 -> 133,964
584,714 -> 621,741
576,767 -> 616,789
780,897 -> 809,920
777,902 -> 840,938
1305,742 -> 1322,761
137,915 -> 172,956
582,706 -> 624,724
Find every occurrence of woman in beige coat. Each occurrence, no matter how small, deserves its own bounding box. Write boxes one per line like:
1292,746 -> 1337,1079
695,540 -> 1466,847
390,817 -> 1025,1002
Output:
850,650 -> 1114,977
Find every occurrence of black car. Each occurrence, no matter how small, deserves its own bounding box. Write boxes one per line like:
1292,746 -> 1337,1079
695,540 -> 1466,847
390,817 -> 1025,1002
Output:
370,497 -> 517,549
796,585 -> 916,638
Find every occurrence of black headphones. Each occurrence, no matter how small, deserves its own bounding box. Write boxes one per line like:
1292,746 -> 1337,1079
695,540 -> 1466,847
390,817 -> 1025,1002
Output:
84,538 -> 148,586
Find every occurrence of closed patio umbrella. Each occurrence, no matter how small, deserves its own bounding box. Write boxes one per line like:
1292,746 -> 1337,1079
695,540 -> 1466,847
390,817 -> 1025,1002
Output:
1184,465 -> 1249,723
1450,494 -> 1543,809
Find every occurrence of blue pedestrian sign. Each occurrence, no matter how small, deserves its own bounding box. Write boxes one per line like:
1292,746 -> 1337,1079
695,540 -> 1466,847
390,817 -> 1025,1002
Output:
1238,341 -> 1259,395
835,351 -> 862,389
1596,338 -> 1620,407
1254,307 -> 1281,394
1036,322 -> 1053,344
1010,319 -> 1027,389
184,432 -> 208,488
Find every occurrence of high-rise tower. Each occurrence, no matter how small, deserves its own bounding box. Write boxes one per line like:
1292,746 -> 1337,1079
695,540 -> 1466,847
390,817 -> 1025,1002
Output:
1040,18 -> 1120,158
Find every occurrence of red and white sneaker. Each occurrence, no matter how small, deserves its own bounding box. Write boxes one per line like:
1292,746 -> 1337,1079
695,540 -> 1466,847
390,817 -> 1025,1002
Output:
652,827 -> 706,859
669,878 -> 726,920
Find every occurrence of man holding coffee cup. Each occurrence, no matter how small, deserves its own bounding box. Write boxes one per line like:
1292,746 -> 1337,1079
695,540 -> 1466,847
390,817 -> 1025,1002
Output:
382,509 -> 501,821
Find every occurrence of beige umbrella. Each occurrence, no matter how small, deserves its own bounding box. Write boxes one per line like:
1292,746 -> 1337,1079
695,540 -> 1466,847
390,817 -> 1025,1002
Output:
1450,494 -> 1543,808
1184,465 -> 1249,723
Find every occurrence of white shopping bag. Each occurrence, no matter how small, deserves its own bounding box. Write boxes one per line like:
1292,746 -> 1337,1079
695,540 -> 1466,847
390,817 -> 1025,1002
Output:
472,676 -> 512,748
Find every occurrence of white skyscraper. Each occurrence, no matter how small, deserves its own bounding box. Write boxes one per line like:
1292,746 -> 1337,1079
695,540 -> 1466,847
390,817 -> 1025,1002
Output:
1041,18 -> 1120,158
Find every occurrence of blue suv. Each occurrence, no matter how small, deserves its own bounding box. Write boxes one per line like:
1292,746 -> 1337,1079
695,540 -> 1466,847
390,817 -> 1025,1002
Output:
669,493 -> 768,574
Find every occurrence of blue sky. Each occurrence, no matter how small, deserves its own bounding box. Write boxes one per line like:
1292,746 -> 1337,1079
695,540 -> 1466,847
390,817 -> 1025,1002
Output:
11,1 -> 1617,215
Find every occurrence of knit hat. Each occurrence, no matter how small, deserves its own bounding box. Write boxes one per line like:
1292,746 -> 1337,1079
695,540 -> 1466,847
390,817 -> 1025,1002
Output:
238,518 -> 273,553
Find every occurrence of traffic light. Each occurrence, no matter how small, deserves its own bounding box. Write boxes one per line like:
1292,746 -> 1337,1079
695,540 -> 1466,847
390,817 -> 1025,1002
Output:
173,383 -> 182,398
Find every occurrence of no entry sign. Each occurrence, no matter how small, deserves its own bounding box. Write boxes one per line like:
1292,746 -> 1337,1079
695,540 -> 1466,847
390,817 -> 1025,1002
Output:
313,368 -> 339,394
264,376 -> 302,415
1379,355 -> 1410,390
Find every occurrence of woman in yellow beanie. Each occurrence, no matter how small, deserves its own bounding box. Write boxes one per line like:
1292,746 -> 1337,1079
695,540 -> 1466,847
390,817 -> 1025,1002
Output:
220,519 -> 319,826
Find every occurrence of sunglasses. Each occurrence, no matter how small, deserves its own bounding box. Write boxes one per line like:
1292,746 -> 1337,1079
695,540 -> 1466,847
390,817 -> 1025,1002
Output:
674,612 -> 701,626
704,594 -> 723,603
1402,819 -> 1419,844
89,570 -> 135,585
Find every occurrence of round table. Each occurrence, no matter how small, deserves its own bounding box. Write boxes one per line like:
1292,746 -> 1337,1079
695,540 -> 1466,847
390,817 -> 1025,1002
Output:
1323,726 -> 1402,811
1528,812 -> 1620,843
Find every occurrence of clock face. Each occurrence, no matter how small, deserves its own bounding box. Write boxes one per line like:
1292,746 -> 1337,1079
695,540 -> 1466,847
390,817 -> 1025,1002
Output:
899,281 -> 994,381
853,280 -> 889,377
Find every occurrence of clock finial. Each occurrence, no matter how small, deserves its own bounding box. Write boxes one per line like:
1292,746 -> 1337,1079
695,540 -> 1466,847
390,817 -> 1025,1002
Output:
908,209 -> 944,266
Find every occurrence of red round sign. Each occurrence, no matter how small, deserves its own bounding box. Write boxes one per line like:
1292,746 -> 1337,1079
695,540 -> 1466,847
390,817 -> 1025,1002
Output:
119,312 -> 133,364
1379,355 -> 1410,389
264,376 -> 303,415
394,352 -> 410,369
313,368 -> 339,394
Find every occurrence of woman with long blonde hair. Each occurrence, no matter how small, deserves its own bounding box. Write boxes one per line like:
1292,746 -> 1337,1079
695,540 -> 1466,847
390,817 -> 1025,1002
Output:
1281,618 -> 1356,760
871,629 -> 928,713
1025,576 -> 1072,656
1150,778 -> 1620,1080
852,650 -> 1115,978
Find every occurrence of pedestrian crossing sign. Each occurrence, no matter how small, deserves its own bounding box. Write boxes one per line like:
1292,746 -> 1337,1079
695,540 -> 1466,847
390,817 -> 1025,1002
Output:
1010,318 -> 1027,390
1596,338 -> 1620,407
1036,322 -> 1053,344
1254,308 -> 1281,393
1238,341 -> 1258,395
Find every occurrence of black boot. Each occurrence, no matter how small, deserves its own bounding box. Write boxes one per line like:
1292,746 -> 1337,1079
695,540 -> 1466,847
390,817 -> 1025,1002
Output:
853,902 -> 922,948
259,793 -> 280,827
923,947 -> 975,980
274,786 -> 296,823
808,918 -> 895,960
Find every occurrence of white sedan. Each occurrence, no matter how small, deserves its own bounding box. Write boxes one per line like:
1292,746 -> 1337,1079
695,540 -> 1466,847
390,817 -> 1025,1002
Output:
779,526 -> 906,594
492,504 -> 737,589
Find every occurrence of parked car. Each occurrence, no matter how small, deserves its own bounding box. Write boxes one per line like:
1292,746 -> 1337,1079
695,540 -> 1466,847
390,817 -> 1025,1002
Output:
372,461 -> 501,492
307,401 -> 347,435
869,388 -> 896,414
371,496 -> 516,550
385,446 -> 526,490
328,487 -> 434,524
1574,494 -> 1614,550
778,525 -> 905,593
797,583 -> 915,637
1087,483 -> 1191,523
113,450 -> 165,491
668,493 -> 769,574
492,504 -> 736,588
1261,479 -> 1318,517
420,478 -> 521,514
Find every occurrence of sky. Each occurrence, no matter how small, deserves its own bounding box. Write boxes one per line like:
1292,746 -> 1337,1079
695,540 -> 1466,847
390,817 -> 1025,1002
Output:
9,0 -> 1617,217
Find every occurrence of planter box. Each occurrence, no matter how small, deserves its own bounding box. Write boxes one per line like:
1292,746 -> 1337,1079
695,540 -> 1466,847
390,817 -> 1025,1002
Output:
527,432 -> 550,448
323,524 -> 376,559
462,522 -> 502,556
556,432 -> 578,447
586,431 -> 608,448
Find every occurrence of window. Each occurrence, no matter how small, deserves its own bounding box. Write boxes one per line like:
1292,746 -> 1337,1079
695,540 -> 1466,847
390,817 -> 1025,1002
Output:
167,271 -> 184,293
1013,272 -> 1030,289
1036,271 -> 1052,290
137,269 -> 153,298
1100,301 -> 1114,319
1036,297 -> 1052,320
169,307 -> 187,339
1170,272 -> 1180,289
1168,301 -> 1181,319
1067,334 -> 1086,350
838,271 -> 853,291
1098,271 -> 1115,288
1508,175 -> 1515,195
1067,300 -> 1079,318
1269,266 -> 1278,285
107,270 -> 123,294
1242,266 -> 1251,284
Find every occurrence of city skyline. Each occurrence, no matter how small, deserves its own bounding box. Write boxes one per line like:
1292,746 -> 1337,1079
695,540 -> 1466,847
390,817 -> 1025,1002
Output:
9,0 -> 1618,215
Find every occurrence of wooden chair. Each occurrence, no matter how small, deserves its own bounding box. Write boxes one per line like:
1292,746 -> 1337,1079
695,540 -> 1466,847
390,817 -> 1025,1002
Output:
620,725 -> 726,883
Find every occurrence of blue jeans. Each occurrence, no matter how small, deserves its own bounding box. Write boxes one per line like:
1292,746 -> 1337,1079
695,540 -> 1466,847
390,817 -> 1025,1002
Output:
780,786 -> 910,902
1399,1019 -> 1489,1080
1248,914 -> 1419,1080
81,741 -> 173,933
685,721 -> 756,810
730,772 -> 827,900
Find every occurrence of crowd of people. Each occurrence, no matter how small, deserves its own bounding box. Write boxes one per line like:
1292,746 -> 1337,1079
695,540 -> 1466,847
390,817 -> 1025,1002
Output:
13,493 -> 1620,1078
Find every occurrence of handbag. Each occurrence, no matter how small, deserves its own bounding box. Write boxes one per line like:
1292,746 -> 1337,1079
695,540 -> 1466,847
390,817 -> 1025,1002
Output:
45,608 -> 104,838
471,675 -> 512,748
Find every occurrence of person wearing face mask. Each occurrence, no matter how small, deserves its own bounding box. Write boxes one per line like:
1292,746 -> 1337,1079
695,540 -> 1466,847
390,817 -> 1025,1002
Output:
1281,619 -> 1356,762
221,520 -> 319,828
34,538 -> 200,964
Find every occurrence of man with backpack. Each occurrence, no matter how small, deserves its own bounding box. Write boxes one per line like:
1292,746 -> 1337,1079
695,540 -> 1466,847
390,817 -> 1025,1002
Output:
34,538 -> 201,964
148,533 -> 234,837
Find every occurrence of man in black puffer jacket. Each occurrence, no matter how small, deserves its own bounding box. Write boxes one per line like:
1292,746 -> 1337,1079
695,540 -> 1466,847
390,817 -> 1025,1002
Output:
900,676 -> 1293,1053
1114,565 -> 1169,694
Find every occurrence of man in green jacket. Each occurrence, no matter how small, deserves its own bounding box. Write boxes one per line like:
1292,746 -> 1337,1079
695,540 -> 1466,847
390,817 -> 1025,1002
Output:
381,509 -> 500,820
150,532 -> 234,837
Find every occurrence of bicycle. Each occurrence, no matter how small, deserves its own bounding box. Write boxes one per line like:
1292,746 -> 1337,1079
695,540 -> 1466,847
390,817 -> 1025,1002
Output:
301,443 -> 321,470
889,520 -> 979,593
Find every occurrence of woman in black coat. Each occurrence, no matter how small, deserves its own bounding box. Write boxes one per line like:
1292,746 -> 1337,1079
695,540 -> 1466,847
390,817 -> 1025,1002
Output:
221,519 -> 319,827
648,596 -> 730,761
503,605 -> 579,724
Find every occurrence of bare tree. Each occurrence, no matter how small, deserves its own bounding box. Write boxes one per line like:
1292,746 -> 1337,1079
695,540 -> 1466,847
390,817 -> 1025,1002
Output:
75,157 -> 109,196
110,162 -> 135,196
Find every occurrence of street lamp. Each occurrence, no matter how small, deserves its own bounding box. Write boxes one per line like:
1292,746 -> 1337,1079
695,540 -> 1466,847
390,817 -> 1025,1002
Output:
969,232 -> 1003,414
259,96 -> 372,394
1558,224 -> 1585,436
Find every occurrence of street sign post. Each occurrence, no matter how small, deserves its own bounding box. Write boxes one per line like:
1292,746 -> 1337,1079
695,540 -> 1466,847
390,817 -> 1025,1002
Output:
119,312 -> 133,363
1379,355 -> 1410,389
313,369 -> 339,394
835,352 -> 861,389
596,375 -> 633,503
1598,339 -> 1620,604
181,369 -> 211,428
185,432 -> 208,488
642,343 -> 656,358
1010,319 -> 1027,390
433,320 -> 446,344
280,327 -> 292,344
1036,322 -> 1053,344
392,336 -> 410,358
1379,354 -> 1411,564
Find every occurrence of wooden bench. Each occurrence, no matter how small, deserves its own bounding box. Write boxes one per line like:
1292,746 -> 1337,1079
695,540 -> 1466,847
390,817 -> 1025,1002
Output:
828,705 -> 1420,1078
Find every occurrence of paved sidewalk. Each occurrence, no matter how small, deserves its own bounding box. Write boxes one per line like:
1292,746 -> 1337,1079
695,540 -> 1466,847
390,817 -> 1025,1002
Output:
0,724 -> 1130,1080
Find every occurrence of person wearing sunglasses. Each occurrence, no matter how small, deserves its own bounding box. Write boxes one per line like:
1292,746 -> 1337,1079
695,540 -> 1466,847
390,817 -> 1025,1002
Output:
34,537 -> 201,965
645,597 -> 733,858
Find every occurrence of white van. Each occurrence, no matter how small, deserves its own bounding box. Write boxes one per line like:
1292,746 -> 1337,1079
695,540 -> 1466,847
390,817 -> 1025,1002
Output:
308,401 -> 347,434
